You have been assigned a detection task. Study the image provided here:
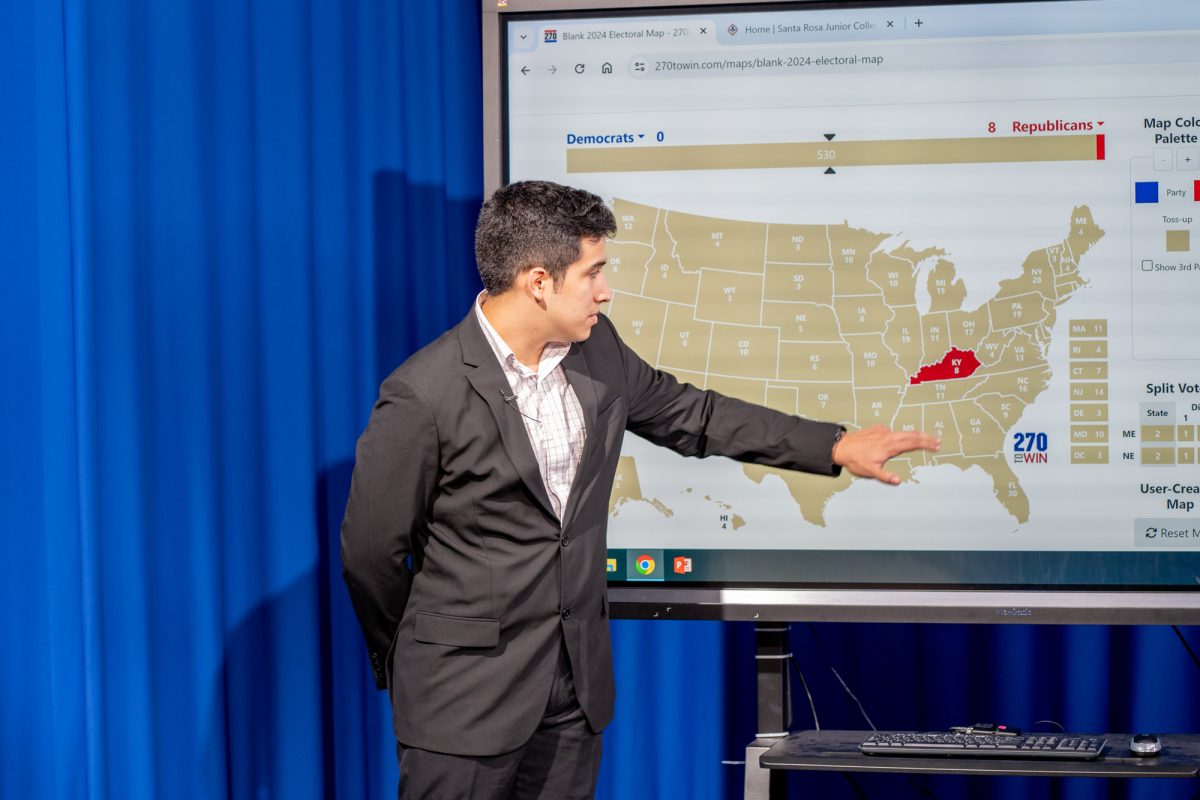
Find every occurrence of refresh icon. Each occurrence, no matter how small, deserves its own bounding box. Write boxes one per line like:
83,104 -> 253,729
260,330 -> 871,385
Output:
1145,527 -> 1159,539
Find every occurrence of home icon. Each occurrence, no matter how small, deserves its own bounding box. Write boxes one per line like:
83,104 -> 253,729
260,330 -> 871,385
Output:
601,62 -> 613,74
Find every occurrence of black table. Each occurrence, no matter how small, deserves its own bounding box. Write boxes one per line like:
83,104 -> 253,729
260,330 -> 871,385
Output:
760,730 -> 1200,778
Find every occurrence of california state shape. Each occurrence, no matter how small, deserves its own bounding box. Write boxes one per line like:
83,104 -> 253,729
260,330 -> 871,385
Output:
666,210 -> 766,274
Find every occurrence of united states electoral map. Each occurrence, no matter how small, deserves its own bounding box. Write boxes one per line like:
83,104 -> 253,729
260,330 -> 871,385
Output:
604,198 -> 1104,526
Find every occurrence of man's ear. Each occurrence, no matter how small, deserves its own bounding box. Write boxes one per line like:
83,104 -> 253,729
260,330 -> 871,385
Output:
524,266 -> 550,302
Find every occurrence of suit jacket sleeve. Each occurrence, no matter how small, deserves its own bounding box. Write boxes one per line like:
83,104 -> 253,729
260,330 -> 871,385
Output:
341,375 -> 438,690
604,317 -> 843,476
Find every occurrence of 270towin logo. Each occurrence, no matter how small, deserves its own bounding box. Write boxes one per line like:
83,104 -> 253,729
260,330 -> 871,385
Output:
1012,431 -> 1049,464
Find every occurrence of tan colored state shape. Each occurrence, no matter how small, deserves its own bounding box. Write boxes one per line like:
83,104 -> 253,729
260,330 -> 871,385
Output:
765,385 -> 799,415
742,463 -> 853,527
926,258 -> 967,312
832,294 -> 894,335
855,386 -> 904,428
709,323 -> 780,380
867,251 -> 919,307
996,248 -> 1056,301
884,306 -> 924,376
946,305 -> 991,351
845,333 -> 908,388
658,304 -> 713,374
696,270 -> 765,325
890,404 -> 926,467
975,330 -> 1010,366
989,291 -> 1049,333
667,368 -> 707,388
920,311 -> 951,365
969,363 -> 1052,406
889,243 -> 946,265
779,341 -> 853,382
763,263 -> 835,304
936,454 -> 1030,523
972,392 -> 1026,428
762,301 -> 841,342
828,223 -> 890,296
987,330 -> 1040,372
667,210 -> 767,274
924,403 -> 962,457
1065,205 -> 1104,263
705,374 -> 767,405
604,241 -> 651,295
766,223 -> 832,264
793,382 -> 854,422
904,374 -> 989,405
611,198 -> 659,244
641,210 -> 699,306
606,292 -> 668,365
950,399 -> 1007,458
610,455 -> 645,515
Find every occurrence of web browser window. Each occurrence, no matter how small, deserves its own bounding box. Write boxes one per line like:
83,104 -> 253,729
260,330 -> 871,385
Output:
502,0 -> 1200,587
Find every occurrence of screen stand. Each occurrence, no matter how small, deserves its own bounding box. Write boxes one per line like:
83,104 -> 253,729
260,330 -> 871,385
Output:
744,623 -> 791,800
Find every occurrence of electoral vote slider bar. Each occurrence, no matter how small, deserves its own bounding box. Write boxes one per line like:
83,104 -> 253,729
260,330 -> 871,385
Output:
567,133 -> 1105,173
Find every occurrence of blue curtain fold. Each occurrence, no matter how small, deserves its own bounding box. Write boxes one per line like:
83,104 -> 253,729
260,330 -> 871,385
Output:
3,2 -> 1199,799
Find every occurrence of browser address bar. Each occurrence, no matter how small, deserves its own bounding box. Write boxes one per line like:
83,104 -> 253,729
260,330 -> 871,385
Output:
630,32 -> 1200,79
632,51 -> 886,77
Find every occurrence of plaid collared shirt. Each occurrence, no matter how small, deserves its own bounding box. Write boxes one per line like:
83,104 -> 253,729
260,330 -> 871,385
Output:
475,294 -> 587,521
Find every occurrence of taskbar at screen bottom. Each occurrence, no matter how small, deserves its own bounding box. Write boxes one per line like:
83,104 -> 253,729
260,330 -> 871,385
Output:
605,549 -> 1200,588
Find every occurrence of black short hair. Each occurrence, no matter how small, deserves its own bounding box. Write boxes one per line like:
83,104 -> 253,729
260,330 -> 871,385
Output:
474,181 -> 617,294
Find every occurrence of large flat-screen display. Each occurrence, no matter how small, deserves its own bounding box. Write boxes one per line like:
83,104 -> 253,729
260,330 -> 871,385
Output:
482,0 -> 1200,622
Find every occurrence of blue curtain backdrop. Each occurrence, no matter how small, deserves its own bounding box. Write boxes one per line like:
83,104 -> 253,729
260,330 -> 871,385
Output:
3,1 -> 1198,799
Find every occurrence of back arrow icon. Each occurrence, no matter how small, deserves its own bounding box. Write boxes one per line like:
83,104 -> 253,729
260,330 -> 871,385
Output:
520,66 -> 530,75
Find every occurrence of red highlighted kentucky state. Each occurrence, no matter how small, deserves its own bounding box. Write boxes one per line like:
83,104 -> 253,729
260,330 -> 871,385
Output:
909,347 -> 981,385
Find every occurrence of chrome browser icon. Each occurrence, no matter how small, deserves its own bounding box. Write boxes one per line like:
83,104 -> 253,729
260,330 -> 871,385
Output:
635,554 -> 656,575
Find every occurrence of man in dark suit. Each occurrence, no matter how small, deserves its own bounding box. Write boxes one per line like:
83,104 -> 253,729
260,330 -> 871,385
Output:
341,181 -> 938,799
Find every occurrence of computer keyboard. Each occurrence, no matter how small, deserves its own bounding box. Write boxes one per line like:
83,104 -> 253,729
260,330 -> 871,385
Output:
860,731 -> 1107,760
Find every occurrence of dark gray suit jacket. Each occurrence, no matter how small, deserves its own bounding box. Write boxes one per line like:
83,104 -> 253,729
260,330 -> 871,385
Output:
340,310 -> 841,756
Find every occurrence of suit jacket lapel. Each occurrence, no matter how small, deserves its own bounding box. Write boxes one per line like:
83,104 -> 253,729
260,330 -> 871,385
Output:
459,313 -> 557,520
560,343 -> 599,531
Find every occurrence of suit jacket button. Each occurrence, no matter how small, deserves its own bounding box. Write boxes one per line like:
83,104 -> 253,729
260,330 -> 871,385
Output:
561,535 -> 570,547
561,608 -> 572,620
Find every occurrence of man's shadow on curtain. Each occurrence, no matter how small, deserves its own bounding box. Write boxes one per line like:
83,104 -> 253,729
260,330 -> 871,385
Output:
202,172 -> 481,799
